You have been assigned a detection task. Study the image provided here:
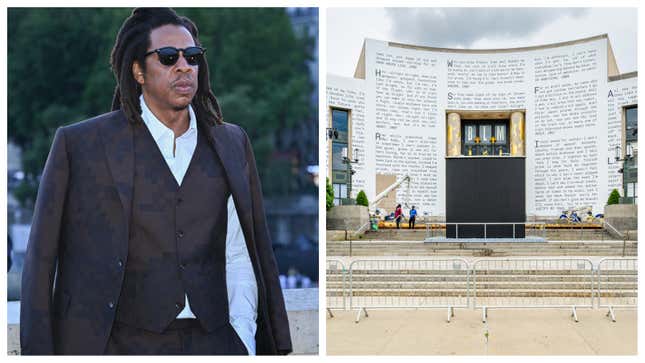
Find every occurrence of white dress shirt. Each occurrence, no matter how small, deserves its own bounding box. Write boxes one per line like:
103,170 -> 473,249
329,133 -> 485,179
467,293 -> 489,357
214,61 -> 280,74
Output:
140,95 -> 258,354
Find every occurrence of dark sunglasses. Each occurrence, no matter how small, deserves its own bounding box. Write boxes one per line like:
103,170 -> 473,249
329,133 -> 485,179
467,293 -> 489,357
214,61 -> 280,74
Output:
144,46 -> 206,66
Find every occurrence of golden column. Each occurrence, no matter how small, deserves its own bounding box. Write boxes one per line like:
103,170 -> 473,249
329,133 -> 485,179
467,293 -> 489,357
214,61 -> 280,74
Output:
447,112 -> 461,156
510,111 -> 525,156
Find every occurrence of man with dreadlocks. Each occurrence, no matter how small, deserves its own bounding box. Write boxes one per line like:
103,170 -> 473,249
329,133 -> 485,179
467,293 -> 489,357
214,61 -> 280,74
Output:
20,8 -> 292,355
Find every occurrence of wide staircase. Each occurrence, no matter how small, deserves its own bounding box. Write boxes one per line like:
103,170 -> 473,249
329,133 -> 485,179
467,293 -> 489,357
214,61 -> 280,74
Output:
327,225 -> 637,313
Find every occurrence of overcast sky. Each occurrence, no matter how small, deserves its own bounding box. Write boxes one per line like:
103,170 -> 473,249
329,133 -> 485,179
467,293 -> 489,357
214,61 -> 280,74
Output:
327,7 -> 638,77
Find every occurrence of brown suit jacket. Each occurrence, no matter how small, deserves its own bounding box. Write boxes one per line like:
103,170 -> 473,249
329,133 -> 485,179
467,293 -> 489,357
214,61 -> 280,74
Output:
20,109 -> 292,355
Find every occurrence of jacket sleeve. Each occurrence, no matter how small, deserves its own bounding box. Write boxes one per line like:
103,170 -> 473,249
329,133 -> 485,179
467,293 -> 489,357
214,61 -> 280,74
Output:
241,127 -> 293,355
20,127 -> 70,355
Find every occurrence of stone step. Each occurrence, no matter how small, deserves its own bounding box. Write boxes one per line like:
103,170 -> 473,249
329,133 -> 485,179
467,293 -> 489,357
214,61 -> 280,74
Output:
327,248 -> 638,256
332,246 -> 639,249
327,242 -> 637,248
329,277 -> 635,282
327,241 -> 637,247
328,241 -> 637,246
326,249 -> 637,254
343,290 -> 598,297
327,251 -> 638,255
327,247 -> 637,251
328,248 -> 637,253
327,290 -> 636,298
343,268 -> 599,274
329,282 -> 619,289
327,250 -> 637,253
327,275 -> 635,282
327,249 -> 637,253
349,229 -> 622,242
329,272 -> 586,277
328,253 -> 637,258
326,249 -> 637,253
329,267 -> 639,272
327,289 -> 638,299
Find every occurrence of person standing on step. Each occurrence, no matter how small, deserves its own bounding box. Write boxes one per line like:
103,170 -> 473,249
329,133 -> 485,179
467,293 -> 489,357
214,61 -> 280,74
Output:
394,204 -> 403,229
408,206 -> 417,229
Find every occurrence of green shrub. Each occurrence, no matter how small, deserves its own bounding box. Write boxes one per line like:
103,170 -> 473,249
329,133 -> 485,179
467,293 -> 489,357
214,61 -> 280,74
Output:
356,190 -> 369,207
607,189 -> 621,205
326,178 -> 334,211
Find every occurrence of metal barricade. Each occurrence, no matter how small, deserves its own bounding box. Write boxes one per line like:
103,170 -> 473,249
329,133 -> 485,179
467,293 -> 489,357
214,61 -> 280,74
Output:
348,259 -> 470,323
326,259 -> 347,317
597,258 -> 638,322
472,258 -> 594,322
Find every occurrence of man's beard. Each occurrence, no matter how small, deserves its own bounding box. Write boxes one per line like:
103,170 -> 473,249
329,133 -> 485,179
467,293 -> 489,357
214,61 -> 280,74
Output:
172,104 -> 190,112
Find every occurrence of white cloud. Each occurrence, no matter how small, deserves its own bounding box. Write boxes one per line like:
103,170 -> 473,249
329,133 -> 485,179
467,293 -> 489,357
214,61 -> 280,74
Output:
328,7 -> 637,76
386,8 -> 588,48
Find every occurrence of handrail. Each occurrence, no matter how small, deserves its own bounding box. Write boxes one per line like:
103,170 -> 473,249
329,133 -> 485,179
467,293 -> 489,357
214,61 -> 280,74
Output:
353,220 -> 371,236
345,220 -> 371,241
344,220 -> 372,257
370,175 -> 410,213
603,220 -> 624,240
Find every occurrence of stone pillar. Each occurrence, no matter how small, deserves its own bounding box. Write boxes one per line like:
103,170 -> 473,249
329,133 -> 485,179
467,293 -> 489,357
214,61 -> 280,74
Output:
447,112 -> 461,157
510,111 -> 525,156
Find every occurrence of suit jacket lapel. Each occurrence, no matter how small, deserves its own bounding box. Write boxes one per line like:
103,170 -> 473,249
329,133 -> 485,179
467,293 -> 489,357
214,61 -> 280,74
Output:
99,110 -> 135,245
208,123 -> 254,240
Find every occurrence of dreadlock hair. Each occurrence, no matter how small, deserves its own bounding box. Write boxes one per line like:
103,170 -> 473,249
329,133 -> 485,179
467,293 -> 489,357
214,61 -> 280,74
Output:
110,8 -> 223,126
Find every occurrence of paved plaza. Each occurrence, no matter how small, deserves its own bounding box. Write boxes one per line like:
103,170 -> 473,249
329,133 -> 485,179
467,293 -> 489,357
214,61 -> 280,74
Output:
327,308 -> 636,355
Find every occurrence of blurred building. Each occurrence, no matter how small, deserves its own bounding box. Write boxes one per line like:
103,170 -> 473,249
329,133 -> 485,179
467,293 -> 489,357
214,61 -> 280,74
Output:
265,8 -> 319,287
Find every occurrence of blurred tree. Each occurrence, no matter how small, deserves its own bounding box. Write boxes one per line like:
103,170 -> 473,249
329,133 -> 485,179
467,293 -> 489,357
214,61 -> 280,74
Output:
8,8 -> 314,207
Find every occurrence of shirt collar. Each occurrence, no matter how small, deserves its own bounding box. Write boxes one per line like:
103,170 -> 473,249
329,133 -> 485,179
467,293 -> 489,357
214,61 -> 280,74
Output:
139,94 -> 197,143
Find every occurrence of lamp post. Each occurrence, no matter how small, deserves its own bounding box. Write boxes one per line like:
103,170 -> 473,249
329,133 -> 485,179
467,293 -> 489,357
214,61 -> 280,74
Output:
614,144 -> 634,172
342,147 -> 359,205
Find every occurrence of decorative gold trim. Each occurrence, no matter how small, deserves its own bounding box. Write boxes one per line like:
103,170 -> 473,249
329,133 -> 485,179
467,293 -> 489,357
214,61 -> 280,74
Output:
446,112 -> 461,157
